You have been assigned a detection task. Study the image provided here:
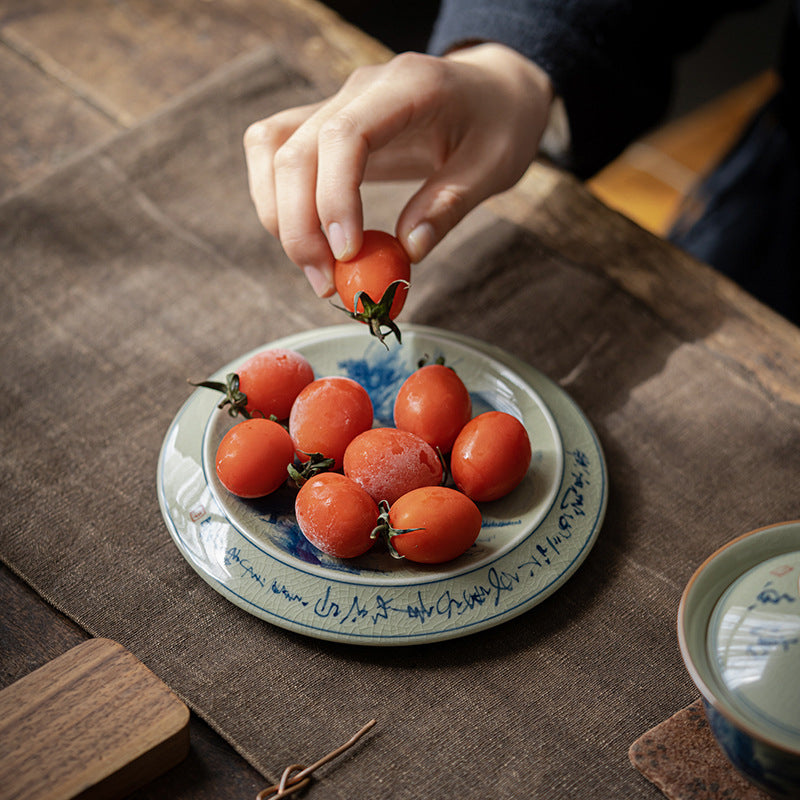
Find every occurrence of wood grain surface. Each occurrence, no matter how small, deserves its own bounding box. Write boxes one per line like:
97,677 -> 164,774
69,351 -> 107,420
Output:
0,638 -> 189,800
491,163 -> 800,407
0,0 -> 390,195
0,562 -> 267,800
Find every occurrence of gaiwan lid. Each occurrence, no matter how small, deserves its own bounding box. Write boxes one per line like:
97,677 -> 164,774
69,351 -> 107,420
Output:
707,550 -> 800,750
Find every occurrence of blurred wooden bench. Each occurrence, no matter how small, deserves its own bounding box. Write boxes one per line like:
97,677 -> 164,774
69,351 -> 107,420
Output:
588,70 -> 780,236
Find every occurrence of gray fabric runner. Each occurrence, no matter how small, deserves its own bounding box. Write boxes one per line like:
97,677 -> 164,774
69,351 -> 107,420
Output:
2,45 -> 799,799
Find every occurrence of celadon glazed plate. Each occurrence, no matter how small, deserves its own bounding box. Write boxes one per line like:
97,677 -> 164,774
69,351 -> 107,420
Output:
157,324 -> 607,645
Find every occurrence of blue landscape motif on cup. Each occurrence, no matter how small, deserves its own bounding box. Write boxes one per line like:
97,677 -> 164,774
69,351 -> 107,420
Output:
745,579 -> 798,659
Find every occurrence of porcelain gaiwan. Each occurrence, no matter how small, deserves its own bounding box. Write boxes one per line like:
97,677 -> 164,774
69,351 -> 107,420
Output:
678,521 -> 800,798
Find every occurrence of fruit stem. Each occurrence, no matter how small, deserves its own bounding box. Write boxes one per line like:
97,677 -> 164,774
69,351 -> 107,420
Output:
332,279 -> 409,349
370,500 -> 422,559
416,354 -> 447,368
287,452 -> 336,487
188,372 -> 250,417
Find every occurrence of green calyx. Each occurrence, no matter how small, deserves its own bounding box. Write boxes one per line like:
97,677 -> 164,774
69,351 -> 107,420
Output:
416,354 -> 447,369
334,279 -> 409,348
188,372 -> 250,418
287,452 -> 336,487
370,500 -> 423,560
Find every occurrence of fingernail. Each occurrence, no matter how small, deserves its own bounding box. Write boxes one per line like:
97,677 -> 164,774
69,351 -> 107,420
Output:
303,265 -> 335,298
327,222 -> 349,261
405,221 -> 436,262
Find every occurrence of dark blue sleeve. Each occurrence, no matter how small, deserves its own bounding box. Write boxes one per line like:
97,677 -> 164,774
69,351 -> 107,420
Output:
428,0 -> 767,177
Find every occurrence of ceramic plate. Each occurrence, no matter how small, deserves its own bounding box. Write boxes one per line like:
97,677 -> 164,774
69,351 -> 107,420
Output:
157,324 -> 607,645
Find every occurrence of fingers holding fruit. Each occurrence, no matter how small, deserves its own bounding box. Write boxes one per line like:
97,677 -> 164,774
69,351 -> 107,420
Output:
244,47 -> 553,280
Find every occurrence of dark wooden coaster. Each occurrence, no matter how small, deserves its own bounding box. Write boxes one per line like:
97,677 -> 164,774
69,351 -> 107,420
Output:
629,699 -> 770,800
0,638 -> 190,800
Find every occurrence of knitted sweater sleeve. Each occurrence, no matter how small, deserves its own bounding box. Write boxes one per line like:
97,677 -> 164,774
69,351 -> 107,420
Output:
428,0 -> 763,177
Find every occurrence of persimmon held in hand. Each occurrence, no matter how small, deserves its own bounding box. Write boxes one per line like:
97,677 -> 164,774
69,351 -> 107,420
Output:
334,230 -> 410,345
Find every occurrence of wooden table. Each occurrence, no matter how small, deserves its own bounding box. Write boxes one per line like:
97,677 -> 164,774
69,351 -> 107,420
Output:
2,3 -> 799,799
9,7 -> 388,798
3,6 -> 387,797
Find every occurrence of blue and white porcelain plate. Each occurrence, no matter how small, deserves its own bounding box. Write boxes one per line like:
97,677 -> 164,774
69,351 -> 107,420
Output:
157,324 -> 607,645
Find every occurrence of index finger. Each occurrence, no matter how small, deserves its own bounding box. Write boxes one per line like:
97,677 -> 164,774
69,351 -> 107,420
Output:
314,54 -> 448,260
244,102 -> 323,238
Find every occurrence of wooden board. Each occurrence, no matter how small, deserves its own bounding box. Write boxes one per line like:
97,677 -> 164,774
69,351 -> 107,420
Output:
0,638 -> 190,800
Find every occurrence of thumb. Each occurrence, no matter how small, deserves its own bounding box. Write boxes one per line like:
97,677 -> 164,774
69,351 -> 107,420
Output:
395,152 -> 515,262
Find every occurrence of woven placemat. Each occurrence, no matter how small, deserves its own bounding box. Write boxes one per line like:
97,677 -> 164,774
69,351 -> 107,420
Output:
630,700 -> 770,800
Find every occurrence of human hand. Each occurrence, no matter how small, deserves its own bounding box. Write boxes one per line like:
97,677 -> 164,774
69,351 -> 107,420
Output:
244,43 -> 554,296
